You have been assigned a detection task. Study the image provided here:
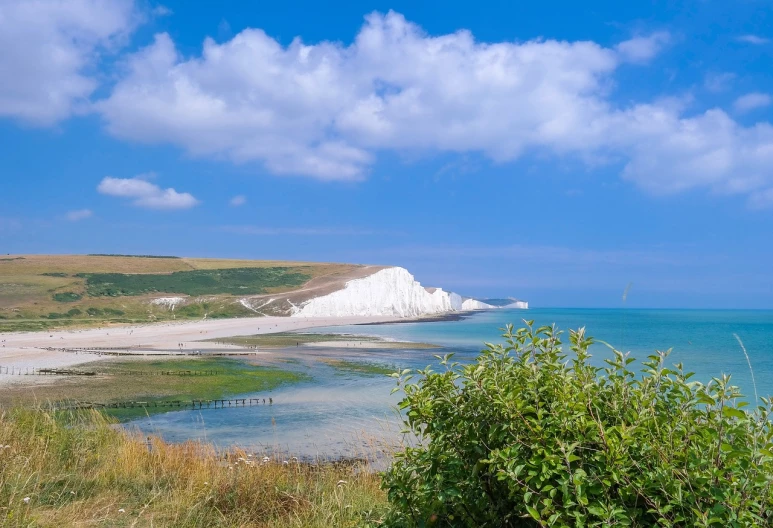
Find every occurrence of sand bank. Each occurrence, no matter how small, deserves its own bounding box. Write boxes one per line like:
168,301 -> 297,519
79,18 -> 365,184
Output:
305,340 -> 439,349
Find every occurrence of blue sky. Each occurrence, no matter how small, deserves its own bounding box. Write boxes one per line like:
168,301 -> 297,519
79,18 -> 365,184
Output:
1,0 -> 773,309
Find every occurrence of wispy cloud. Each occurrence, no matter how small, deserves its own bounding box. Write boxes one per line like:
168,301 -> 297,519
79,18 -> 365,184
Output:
372,243 -> 709,268
152,5 -> 172,17
733,92 -> 771,113
0,217 -> 22,233
737,34 -> 769,45
749,188 -> 773,209
615,31 -> 671,63
704,72 -> 736,93
229,195 -> 246,207
97,175 -> 199,210
65,209 -> 92,221
216,225 -> 381,236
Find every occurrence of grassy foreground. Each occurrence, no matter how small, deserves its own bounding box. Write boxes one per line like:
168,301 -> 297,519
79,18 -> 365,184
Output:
0,409 -> 387,527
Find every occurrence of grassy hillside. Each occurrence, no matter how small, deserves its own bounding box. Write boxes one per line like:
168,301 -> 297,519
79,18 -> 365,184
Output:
0,255 -> 362,331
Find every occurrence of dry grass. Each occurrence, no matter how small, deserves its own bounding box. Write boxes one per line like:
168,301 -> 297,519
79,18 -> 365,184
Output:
185,259 -> 359,276
0,408 -> 388,527
0,255 -> 195,275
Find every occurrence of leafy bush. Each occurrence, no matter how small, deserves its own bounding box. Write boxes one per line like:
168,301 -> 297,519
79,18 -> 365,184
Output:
66,308 -> 82,317
53,292 -> 82,302
381,323 -> 773,527
84,307 -> 124,317
80,267 -> 310,297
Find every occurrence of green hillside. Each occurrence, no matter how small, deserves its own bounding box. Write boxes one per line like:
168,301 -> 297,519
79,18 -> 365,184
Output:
0,254 -> 360,331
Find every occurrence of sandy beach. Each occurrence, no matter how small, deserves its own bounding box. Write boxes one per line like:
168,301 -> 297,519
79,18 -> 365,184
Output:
0,315 -> 403,386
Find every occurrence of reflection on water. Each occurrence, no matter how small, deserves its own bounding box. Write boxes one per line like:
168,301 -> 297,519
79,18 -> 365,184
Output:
128,308 -> 773,457
127,345 -> 449,458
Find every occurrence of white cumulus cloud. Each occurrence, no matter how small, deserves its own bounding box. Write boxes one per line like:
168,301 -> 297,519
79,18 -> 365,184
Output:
733,92 -> 771,113
97,176 -> 199,210
65,209 -> 93,221
92,11 -> 773,207
0,0 -> 136,125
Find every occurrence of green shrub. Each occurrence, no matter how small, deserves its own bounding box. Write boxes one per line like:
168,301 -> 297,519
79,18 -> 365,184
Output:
381,323 -> 773,527
66,308 -> 82,317
80,267 -> 310,297
86,307 -> 103,316
53,292 -> 82,302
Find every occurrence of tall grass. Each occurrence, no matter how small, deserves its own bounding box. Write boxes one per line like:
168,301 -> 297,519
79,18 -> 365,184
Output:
0,408 -> 387,527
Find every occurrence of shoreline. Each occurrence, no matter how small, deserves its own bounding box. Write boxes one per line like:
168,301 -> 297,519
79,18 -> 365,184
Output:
355,310 -> 477,325
0,315 -> 400,383
0,314 -> 440,386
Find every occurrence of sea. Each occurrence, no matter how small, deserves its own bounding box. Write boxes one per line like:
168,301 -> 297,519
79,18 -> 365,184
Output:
128,308 -> 773,458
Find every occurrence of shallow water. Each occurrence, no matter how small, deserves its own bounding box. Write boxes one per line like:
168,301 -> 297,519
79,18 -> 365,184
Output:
128,308 -> 773,457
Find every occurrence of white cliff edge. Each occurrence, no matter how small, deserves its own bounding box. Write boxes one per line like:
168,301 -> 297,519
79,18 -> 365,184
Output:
291,267 -> 523,318
461,298 -> 495,310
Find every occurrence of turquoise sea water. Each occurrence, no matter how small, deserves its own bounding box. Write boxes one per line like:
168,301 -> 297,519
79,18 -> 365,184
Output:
129,309 -> 773,456
331,308 -> 773,398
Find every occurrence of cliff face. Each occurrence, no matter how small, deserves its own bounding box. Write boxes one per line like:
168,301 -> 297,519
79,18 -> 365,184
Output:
291,267 -> 456,317
290,267 -> 523,318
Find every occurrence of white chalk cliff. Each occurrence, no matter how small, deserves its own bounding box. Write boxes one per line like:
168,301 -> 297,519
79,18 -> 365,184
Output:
291,267 -> 522,318
461,298 -> 496,310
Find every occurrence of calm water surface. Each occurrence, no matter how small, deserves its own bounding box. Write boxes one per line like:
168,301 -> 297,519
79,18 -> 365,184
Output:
128,308 -> 773,456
